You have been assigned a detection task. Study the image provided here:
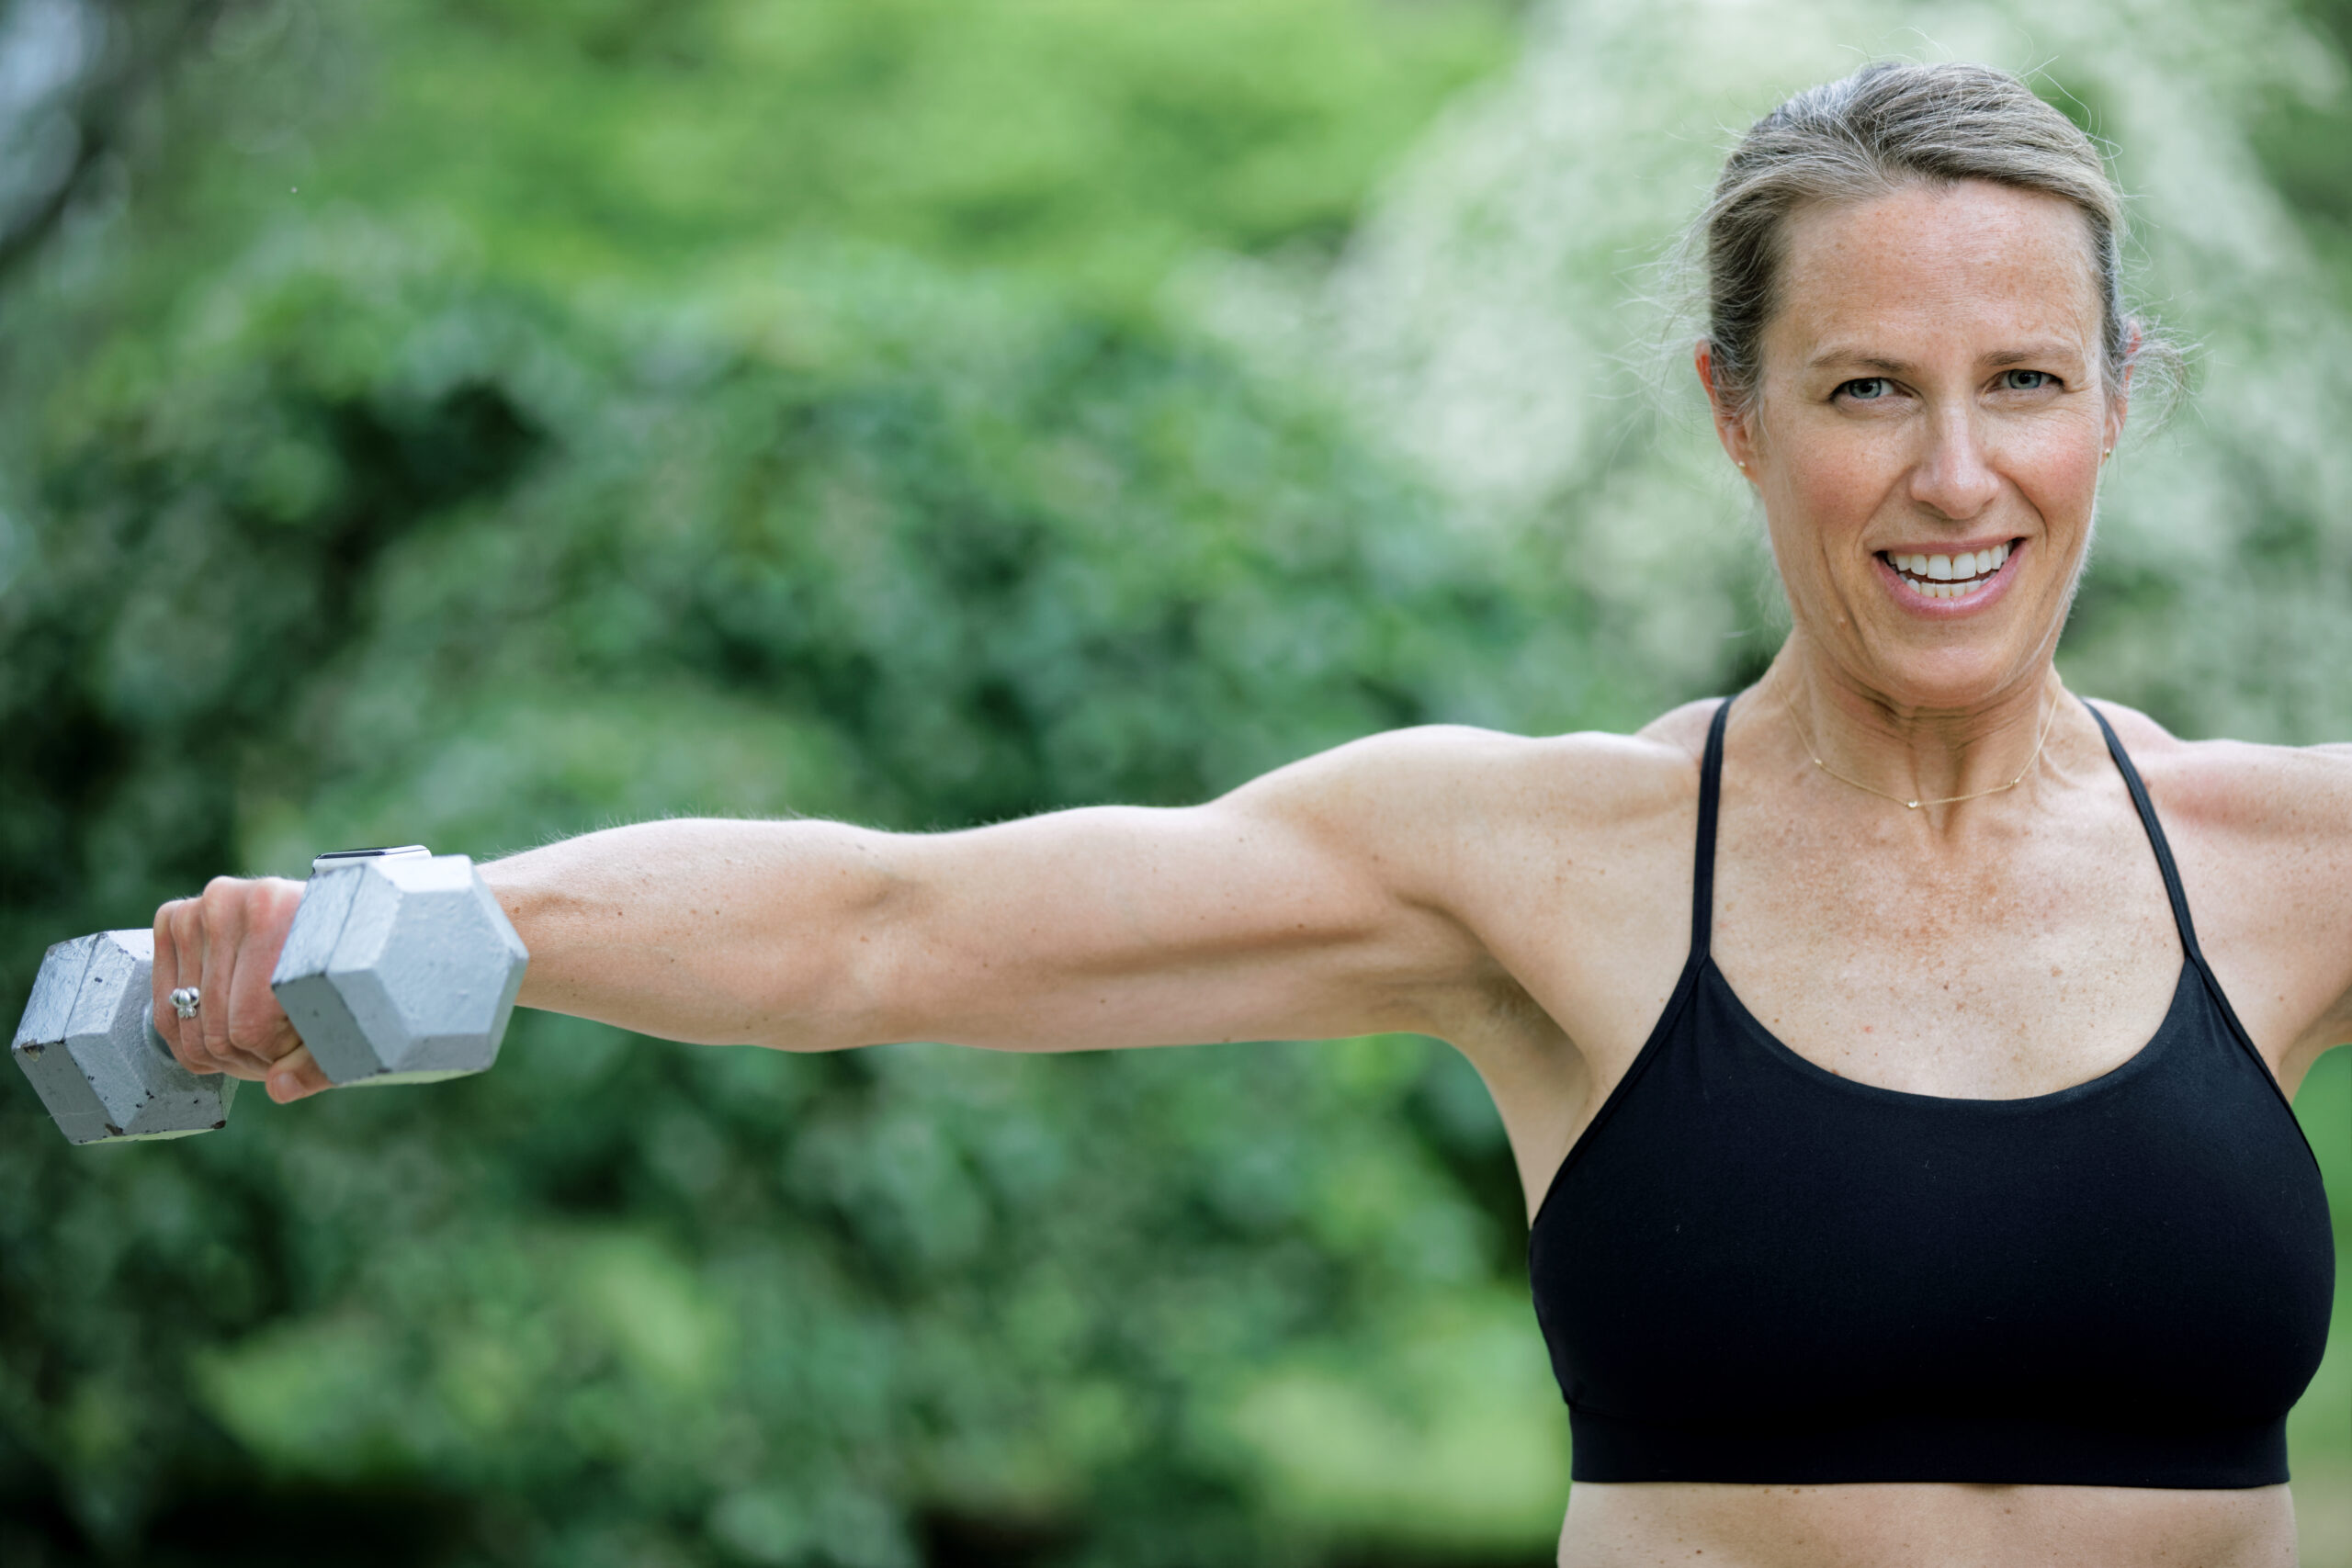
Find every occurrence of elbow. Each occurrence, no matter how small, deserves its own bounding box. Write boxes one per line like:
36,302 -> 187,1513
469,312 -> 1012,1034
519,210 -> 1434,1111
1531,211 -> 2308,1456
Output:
747,863 -> 919,1055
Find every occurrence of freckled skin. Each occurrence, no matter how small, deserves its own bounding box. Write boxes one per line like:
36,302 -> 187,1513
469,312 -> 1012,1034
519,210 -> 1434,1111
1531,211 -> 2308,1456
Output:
149,182 -> 2346,1567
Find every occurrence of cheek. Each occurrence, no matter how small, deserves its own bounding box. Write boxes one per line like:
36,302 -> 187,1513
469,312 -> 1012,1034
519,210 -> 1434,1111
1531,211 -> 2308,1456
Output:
1791,452 -> 1884,527
2006,423 -> 2106,526
1766,427 -> 1901,556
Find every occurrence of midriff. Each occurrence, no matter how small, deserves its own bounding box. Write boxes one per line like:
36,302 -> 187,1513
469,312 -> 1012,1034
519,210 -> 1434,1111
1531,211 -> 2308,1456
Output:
1557,1480 -> 2299,1567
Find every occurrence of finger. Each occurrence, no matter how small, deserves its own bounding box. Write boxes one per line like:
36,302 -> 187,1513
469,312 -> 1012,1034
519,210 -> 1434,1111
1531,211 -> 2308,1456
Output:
161,896 -> 220,1075
265,1043 -> 334,1103
152,898 -> 186,1062
223,880 -> 305,1077
197,878 -> 249,1074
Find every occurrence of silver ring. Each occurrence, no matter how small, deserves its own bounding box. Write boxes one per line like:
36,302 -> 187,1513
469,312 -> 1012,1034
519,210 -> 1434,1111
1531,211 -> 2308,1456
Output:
170,987 -> 201,1021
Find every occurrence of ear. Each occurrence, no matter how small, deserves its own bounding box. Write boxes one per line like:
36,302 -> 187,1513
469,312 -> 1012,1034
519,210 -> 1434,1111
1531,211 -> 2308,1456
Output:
1695,340 -> 1759,481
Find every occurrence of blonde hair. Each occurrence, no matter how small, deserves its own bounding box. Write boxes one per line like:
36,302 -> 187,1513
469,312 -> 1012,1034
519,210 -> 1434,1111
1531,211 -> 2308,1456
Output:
1687,62 -> 2183,418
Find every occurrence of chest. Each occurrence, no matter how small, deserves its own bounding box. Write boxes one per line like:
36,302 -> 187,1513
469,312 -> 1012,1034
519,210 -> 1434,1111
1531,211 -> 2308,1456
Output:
1706,791 -> 2185,1099
1453,740 -> 2341,1217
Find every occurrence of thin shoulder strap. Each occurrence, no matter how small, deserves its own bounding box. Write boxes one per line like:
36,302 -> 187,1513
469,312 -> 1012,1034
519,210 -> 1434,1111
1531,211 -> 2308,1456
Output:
1692,696 -> 1733,958
2081,699 -> 2209,965
2083,698 -> 2316,1137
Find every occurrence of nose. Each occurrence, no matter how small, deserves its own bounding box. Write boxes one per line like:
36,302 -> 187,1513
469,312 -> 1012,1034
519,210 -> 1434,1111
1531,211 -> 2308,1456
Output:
1908,408 -> 2001,522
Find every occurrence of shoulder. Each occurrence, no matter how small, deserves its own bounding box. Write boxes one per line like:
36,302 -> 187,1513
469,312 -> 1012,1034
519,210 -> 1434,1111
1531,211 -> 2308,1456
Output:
1230,700 -> 1721,843
1208,705 -> 1722,947
2085,698 -> 2352,1074
2083,699 -> 2352,846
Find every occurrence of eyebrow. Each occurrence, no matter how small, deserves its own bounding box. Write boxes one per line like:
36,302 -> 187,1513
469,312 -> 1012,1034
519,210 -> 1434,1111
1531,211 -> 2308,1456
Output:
1804,342 -> 2087,375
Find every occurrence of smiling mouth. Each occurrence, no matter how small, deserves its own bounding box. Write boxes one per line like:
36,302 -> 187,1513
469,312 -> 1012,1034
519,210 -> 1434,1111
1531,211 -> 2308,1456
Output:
1881,541 -> 2015,601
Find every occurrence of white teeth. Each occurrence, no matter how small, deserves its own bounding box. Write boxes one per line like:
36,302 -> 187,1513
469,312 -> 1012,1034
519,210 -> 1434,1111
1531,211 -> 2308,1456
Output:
1890,543 -> 2014,599
1903,574 -> 1991,601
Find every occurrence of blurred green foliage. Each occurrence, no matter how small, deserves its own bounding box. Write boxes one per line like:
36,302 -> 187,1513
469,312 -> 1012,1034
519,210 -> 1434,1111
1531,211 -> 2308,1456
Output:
83,0 -> 1512,312
0,0 -> 2345,1564
2251,0 -> 2352,305
2,4 -> 1584,1563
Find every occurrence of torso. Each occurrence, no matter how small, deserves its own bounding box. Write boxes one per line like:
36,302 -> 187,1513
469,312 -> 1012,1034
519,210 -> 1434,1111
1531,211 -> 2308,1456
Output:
1555,1478 -> 2302,1567
1399,692 -> 2352,1568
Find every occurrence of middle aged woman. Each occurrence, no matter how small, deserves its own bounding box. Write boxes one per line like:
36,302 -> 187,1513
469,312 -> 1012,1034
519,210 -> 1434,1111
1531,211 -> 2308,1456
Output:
148,62 -> 2342,1568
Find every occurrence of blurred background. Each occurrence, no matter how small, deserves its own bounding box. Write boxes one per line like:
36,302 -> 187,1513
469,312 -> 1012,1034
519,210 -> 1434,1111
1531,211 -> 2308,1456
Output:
0,0 -> 2346,1562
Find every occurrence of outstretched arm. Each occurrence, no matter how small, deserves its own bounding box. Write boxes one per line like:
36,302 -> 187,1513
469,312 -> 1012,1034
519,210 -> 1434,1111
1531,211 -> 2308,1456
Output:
153,728 -> 1511,1100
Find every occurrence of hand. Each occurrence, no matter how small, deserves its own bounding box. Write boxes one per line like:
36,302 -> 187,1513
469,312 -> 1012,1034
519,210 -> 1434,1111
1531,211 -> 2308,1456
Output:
153,877 -> 334,1103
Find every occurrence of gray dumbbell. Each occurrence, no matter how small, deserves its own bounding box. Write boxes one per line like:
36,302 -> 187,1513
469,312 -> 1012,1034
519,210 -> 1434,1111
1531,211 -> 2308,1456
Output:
12,846 -> 529,1144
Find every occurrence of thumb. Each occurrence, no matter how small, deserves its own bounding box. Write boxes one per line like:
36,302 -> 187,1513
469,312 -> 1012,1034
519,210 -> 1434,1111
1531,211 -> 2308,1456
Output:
266,1043 -> 334,1103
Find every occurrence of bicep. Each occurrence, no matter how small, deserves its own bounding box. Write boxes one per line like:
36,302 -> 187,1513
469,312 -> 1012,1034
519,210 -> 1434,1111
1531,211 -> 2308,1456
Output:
859,748 -> 1493,1053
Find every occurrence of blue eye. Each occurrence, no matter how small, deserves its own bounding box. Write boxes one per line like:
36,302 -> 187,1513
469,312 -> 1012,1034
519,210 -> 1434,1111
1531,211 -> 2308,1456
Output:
1839,378 -> 1891,401
2000,369 -> 2055,391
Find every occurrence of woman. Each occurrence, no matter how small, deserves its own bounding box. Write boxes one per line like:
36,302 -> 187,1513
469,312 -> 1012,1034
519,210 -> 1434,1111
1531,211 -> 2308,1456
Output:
150,62 -> 2342,1568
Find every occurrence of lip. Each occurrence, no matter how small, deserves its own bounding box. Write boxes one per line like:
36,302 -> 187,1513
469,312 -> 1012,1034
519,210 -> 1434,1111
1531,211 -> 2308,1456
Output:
1873,537 -> 2025,616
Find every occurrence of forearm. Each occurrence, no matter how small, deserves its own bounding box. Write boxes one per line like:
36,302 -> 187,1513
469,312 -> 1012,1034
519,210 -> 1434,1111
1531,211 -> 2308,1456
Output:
482,818 -> 900,1050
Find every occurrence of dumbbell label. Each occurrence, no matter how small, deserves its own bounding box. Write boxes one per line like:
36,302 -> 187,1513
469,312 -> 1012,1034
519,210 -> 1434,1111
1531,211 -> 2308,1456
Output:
310,845 -> 429,874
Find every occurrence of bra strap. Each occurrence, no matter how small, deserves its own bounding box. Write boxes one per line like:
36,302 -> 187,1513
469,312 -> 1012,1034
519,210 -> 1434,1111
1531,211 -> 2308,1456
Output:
2081,698 -> 2312,1135
1692,697 -> 1733,958
2081,699 -> 2210,967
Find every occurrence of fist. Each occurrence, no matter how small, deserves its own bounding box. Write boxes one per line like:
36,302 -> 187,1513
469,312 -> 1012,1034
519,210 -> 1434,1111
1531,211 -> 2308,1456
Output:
153,877 -> 334,1103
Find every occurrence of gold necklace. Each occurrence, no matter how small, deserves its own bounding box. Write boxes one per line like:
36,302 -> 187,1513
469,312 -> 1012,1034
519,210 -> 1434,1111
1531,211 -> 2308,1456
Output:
1781,685 -> 2062,810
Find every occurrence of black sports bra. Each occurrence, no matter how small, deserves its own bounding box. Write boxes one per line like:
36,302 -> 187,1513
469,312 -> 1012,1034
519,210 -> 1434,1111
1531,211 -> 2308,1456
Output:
1527,697 -> 2335,1486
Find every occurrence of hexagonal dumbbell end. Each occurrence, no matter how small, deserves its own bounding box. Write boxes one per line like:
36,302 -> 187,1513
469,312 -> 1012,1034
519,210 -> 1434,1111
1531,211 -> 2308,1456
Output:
270,851 -> 528,1087
12,929 -> 238,1144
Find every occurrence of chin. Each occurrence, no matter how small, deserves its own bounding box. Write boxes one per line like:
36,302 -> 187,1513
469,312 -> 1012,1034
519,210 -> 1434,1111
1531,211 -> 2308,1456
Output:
1857,639 -> 2051,714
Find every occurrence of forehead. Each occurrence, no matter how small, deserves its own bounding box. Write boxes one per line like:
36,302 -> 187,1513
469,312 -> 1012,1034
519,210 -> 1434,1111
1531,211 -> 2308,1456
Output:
1766,180 -> 2102,363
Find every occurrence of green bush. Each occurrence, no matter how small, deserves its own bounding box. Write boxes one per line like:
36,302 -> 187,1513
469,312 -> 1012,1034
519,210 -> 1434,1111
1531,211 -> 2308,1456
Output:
0,223 -> 1593,1564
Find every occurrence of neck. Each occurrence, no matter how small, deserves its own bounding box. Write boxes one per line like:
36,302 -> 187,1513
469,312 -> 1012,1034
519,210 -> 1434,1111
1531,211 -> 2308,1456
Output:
1756,639 -> 2065,816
